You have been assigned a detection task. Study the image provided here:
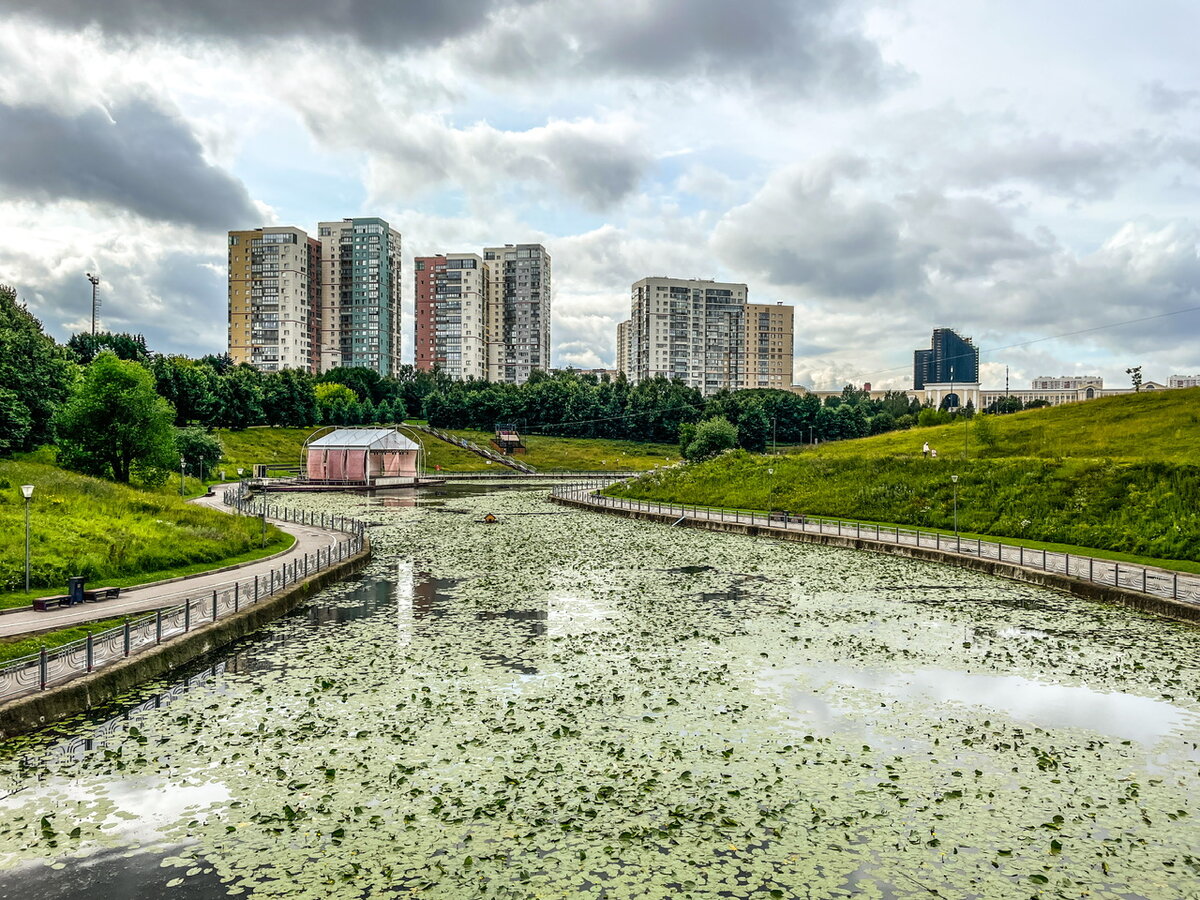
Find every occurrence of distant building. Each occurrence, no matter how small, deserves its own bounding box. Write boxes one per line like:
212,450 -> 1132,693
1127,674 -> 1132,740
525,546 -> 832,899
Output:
483,243 -> 551,384
1032,375 -> 1103,390
1169,374 -> 1200,388
744,302 -> 795,390
413,253 -> 487,381
317,218 -> 402,376
914,328 -> 979,390
616,319 -> 631,377
622,278 -> 794,396
227,226 -> 322,373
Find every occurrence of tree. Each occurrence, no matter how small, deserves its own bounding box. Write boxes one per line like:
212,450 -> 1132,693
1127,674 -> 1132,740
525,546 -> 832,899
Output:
212,365 -> 265,429
0,284 -> 74,454
67,331 -> 151,365
1126,365 -> 1143,392
737,403 -> 770,452
684,416 -> 738,461
316,382 -> 358,425
55,352 -> 177,483
151,355 -> 216,426
175,427 -> 223,480
263,369 -> 318,427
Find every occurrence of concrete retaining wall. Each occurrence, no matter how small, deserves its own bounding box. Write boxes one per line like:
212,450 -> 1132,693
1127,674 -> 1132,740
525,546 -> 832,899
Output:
0,540 -> 371,739
553,496 -> 1200,626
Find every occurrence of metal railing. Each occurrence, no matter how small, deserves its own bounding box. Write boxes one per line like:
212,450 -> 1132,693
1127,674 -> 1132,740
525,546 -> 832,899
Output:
409,423 -> 538,473
551,485 -> 1200,607
0,489 -> 366,703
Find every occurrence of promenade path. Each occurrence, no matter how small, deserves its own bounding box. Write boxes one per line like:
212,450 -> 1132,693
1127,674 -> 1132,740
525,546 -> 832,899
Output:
0,491 -> 342,638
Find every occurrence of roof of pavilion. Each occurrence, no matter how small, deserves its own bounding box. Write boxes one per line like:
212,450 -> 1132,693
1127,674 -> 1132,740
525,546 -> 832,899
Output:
305,427 -> 419,451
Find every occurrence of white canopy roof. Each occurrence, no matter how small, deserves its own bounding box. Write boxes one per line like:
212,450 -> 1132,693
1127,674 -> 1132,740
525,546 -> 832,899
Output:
306,428 -> 419,451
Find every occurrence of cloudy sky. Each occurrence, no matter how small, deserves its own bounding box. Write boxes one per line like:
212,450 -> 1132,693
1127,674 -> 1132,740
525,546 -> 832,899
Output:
1,0 -> 1198,390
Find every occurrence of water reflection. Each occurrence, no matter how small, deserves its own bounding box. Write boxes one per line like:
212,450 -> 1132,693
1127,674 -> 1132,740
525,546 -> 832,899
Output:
761,661 -> 1199,745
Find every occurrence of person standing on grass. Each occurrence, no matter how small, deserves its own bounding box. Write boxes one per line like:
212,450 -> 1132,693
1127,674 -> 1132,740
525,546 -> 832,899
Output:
922,441 -> 930,458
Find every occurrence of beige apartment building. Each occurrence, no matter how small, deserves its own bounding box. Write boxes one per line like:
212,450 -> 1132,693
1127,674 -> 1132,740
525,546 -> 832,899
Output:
744,302 -> 795,389
482,243 -> 551,384
227,226 -> 321,373
615,319 -> 631,376
617,277 -> 793,395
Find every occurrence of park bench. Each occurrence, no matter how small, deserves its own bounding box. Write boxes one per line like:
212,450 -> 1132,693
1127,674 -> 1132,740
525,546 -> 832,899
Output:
83,586 -> 121,603
32,595 -> 71,612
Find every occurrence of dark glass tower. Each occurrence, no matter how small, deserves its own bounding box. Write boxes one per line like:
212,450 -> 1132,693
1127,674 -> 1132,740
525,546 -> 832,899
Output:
913,328 -> 978,389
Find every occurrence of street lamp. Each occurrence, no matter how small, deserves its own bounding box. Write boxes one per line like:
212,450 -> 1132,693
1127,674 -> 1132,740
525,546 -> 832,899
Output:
21,485 -> 33,593
950,474 -> 959,542
180,457 -> 186,497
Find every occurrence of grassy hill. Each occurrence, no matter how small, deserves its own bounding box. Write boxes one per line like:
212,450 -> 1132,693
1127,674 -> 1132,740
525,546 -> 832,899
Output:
0,458 -> 290,608
609,389 -> 1200,564
814,387 -> 1200,463
217,425 -> 679,474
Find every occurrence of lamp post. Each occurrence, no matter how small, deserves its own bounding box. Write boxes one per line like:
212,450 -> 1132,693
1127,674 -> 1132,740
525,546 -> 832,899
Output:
951,474 -> 959,537
180,456 -> 186,497
21,484 -> 33,593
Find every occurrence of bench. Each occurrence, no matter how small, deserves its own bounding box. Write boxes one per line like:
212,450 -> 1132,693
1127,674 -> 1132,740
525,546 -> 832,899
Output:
83,587 -> 121,603
32,595 -> 70,612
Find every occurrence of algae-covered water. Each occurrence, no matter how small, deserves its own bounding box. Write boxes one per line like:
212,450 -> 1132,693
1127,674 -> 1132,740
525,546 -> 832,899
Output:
1,485 -> 1198,899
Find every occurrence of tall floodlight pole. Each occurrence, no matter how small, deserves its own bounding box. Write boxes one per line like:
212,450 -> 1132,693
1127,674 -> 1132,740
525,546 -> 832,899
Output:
86,273 -> 100,338
21,485 -> 34,592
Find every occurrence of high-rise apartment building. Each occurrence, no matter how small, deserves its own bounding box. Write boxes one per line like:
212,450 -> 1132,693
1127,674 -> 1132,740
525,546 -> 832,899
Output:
414,253 -> 488,380
1169,374 -> 1200,388
1032,375 -> 1103,390
482,243 -> 551,384
615,319 -> 631,377
913,327 -> 979,390
227,226 -> 321,373
618,279 -> 794,394
318,218 -> 402,376
625,277 -> 750,396
745,302 -> 794,389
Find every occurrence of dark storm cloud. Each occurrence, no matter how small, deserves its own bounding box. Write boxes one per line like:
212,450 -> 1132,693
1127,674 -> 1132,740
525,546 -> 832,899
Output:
0,97 -> 257,229
0,0 -> 505,51
461,0 -> 900,98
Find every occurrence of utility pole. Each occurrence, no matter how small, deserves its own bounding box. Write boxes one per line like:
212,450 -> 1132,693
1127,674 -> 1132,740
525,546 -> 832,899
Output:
86,273 -> 100,338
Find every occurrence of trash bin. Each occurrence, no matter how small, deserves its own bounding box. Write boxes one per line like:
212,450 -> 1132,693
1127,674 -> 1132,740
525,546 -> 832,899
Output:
68,576 -> 86,605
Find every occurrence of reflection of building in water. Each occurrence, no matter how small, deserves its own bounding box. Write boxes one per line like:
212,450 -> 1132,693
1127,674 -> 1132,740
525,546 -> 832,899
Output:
404,570 -> 548,674
308,576 -> 398,626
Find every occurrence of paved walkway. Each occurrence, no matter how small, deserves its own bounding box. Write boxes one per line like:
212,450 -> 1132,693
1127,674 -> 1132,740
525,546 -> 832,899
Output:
0,492 -> 342,638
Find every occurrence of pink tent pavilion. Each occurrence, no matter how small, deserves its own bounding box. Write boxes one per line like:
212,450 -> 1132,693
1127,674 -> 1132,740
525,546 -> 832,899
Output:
304,428 -> 421,484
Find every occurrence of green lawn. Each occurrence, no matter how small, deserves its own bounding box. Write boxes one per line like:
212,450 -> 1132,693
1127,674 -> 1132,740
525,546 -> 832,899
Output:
609,390 -> 1200,566
0,458 -> 289,608
807,386 -> 1200,463
447,429 -> 680,471
217,425 -> 679,473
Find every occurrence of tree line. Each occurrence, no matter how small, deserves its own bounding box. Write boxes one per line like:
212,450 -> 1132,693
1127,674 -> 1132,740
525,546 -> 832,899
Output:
2,283 -> 1037,482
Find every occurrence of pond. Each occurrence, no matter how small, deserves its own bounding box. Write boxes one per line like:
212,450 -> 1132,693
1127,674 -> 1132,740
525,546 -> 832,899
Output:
0,485 -> 1197,899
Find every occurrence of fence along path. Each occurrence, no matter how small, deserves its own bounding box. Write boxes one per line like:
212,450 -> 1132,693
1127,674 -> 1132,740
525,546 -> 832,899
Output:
551,485 -> 1200,607
0,489 -> 366,703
